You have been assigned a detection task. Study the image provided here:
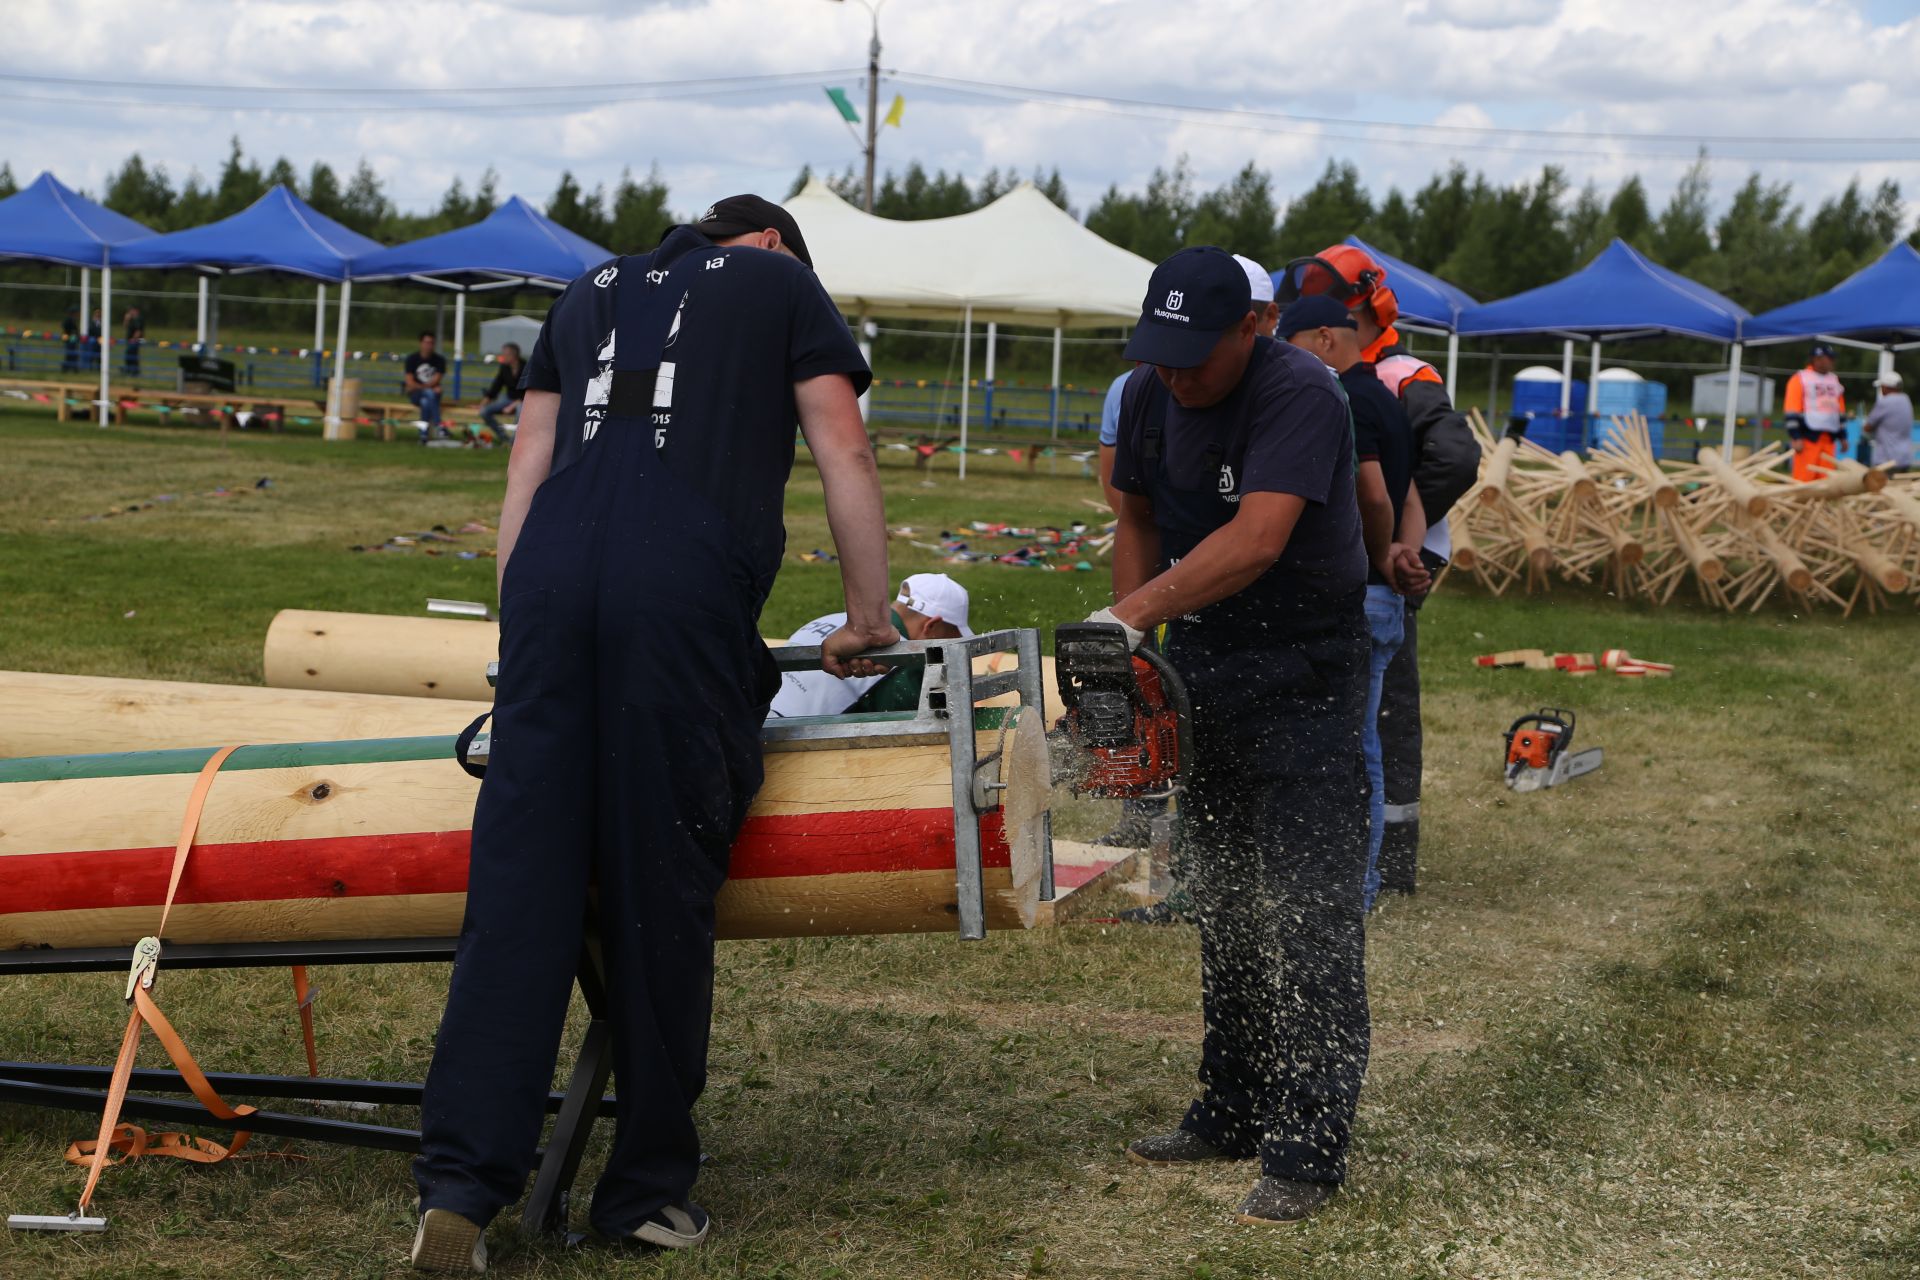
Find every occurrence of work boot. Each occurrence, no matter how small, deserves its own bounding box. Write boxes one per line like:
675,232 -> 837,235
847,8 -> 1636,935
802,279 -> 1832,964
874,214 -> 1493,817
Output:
1126,1130 -> 1234,1166
411,1207 -> 486,1273
1233,1177 -> 1335,1226
611,1201 -> 710,1250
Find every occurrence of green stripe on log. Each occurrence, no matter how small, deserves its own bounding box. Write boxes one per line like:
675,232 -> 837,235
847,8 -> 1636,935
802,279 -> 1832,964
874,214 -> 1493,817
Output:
0,708 -> 1016,783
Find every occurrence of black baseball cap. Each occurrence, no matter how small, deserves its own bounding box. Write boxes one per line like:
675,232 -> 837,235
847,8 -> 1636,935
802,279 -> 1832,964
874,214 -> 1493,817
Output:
1123,246 -> 1252,368
1809,341 -> 1835,358
1277,294 -> 1359,340
695,194 -> 813,268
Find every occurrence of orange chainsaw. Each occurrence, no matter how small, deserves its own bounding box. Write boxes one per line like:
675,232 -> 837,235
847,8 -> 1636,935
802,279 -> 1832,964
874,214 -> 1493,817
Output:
1504,707 -> 1603,792
1050,622 -> 1192,799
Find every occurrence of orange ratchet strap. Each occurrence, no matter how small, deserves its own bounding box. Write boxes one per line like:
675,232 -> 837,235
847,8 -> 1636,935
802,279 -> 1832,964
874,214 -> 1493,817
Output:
66,745 -> 318,1212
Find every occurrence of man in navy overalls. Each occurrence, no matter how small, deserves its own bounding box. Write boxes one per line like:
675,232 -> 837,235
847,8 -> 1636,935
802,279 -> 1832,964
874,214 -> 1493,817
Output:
1094,247 -> 1371,1226
410,196 -> 896,1270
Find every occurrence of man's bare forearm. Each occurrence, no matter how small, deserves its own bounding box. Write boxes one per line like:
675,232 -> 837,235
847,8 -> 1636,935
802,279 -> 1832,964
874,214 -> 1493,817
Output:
496,391 -> 558,597
797,374 -> 892,634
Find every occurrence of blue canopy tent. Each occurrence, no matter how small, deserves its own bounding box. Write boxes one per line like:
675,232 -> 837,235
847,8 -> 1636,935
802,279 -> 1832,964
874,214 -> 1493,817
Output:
0,172 -> 157,426
115,186 -> 381,435
1457,239 -> 1749,450
350,196 -> 609,391
1743,243 -> 1920,392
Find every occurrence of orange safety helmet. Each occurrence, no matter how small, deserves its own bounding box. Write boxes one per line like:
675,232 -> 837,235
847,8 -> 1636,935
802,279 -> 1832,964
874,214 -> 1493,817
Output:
1275,244 -> 1399,332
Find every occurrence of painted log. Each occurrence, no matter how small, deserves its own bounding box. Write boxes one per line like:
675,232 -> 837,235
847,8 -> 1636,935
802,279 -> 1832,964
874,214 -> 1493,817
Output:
0,714 -> 1048,951
0,670 -> 488,760
265,610 -> 498,701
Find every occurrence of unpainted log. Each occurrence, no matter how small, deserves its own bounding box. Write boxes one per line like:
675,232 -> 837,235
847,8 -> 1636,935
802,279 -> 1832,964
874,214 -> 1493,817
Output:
1554,451 -> 1599,501
1698,447 -> 1768,517
1738,515 -> 1815,593
0,670 -> 488,759
1837,534 -> 1911,594
265,609 -> 497,701
1479,436 -> 1519,506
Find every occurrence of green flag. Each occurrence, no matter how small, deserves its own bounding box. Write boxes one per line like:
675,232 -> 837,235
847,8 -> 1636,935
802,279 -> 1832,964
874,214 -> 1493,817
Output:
824,87 -> 860,123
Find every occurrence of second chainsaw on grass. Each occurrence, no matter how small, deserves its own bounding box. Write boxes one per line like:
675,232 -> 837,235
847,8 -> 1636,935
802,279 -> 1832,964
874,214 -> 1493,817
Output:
1503,707 -> 1603,792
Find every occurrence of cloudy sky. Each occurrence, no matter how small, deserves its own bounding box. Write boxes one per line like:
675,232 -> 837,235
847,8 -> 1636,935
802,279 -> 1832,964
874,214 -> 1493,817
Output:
5,0 -> 1919,228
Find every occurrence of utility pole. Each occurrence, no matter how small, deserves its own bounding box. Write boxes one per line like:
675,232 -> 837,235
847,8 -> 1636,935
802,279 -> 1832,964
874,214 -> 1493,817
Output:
829,0 -> 887,213
863,5 -> 880,212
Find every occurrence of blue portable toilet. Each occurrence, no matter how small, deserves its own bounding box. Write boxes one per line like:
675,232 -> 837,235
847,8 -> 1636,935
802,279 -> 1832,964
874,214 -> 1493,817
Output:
1511,366 -> 1585,453
1591,368 -> 1666,455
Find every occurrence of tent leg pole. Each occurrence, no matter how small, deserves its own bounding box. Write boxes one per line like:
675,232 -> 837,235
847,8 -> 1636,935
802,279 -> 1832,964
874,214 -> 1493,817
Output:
79,269 -> 90,360
1587,339 -> 1602,449
97,266 -> 111,429
1445,331 -> 1459,402
1722,342 -> 1742,456
453,293 -> 466,400
1049,325 -> 1062,444
983,321 -> 996,439
314,284 -> 326,355
959,307 -> 972,481
1559,338 -> 1574,416
856,310 -> 871,423
197,277 -> 208,348
327,280 -> 353,440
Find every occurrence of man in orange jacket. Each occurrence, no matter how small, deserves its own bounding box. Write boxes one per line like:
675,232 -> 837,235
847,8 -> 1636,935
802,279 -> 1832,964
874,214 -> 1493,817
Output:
1784,342 -> 1847,482
1276,246 -> 1480,899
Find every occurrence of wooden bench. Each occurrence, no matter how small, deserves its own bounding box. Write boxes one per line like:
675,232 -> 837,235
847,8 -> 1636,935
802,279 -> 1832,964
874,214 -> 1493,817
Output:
0,377 -> 103,421
356,398 -> 493,443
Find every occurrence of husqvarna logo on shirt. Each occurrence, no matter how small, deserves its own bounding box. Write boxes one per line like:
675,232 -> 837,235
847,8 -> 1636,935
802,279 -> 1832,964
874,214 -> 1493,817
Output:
1218,464 -> 1238,502
594,266 -> 618,288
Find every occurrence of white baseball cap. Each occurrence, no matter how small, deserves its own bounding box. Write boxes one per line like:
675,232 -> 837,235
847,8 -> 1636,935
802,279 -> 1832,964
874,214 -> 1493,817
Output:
1234,254 -> 1275,305
897,573 -> 973,637
1879,371 -> 1903,389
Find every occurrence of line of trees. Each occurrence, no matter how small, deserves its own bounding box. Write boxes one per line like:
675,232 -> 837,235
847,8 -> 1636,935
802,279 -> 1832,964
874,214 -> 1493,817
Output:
0,142 -> 1914,367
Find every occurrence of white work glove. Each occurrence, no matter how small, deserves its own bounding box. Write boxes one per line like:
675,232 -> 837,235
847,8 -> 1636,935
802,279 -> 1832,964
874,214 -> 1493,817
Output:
1085,607 -> 1146,652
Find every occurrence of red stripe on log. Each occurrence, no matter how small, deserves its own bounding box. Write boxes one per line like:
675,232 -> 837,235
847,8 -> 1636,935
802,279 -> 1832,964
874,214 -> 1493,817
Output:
0,810 -> 1010,917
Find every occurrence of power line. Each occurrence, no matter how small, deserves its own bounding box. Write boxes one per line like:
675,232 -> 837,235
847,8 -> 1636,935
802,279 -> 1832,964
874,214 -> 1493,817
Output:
0,67 -> 860,97
891,70 -> 1920,148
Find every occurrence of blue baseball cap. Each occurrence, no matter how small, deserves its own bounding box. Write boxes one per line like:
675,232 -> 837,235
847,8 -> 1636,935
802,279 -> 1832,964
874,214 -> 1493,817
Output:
1277,294 -> 1359,340
1123,247 -> 1252,368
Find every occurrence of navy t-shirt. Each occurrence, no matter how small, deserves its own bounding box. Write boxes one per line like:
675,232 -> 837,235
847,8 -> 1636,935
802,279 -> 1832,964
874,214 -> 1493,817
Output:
1340,361 -> 1413,586
521,233 -> 871,607
1110,337 -> 1365,614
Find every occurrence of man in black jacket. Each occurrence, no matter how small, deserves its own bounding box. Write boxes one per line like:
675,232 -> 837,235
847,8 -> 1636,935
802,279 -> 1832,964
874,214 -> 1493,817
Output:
1276,246 -> 1481,896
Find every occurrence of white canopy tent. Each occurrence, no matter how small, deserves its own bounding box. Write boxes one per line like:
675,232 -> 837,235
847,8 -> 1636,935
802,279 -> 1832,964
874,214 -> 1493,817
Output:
784,179 -> 1155,476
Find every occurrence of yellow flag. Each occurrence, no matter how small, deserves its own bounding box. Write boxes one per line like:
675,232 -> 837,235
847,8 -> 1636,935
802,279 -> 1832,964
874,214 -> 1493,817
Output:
883,93 -> 905,128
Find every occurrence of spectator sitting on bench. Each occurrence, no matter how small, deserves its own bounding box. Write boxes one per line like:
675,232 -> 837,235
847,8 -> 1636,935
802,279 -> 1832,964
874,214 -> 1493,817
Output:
404,331 -> 448,442
475,342 -> 524,438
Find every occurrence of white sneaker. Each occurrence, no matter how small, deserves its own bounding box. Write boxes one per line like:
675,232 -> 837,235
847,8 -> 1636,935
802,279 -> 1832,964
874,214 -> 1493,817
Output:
411,1207 -> 487,1273
625,1201 -> 710,1249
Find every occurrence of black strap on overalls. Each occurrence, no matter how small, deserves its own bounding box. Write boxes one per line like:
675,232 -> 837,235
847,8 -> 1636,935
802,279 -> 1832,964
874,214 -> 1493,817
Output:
1140,380 -> 1254,495
605,245 -> 716,419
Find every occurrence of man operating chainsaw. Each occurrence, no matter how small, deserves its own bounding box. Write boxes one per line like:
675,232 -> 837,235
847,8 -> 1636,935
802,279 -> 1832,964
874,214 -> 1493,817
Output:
410,195 -> 894,1270
1093,246 -> 1371,1226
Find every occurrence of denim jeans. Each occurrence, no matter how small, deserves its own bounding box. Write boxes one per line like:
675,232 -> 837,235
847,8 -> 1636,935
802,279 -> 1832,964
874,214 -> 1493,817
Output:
479,393 -> 517,432
408,387 -> 442,430
1361,583 -> 1405,910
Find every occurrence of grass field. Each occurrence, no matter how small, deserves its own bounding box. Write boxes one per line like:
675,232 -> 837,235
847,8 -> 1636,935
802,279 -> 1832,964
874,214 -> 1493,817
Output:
2,411 -> 1917,1279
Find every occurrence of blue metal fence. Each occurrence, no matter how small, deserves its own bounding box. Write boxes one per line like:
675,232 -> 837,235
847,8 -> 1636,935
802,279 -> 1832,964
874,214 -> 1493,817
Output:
865,380 -> 1109,436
